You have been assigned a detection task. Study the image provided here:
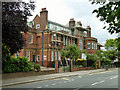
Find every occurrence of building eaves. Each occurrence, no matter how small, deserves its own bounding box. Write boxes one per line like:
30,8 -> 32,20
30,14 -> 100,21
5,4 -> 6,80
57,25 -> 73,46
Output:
51,30 -> 79,38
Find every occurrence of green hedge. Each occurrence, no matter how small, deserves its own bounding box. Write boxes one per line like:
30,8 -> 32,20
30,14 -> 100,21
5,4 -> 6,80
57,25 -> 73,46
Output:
34,64 -> 40,72
3,56 -> 32,73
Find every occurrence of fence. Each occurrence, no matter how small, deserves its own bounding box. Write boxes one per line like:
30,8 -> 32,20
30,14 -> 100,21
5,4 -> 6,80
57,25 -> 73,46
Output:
72,60 -> 94,71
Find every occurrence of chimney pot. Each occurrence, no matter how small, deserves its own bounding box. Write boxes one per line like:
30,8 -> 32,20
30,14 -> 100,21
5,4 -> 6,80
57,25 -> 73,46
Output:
41,8 -> 46,11
70,18 -> 75,21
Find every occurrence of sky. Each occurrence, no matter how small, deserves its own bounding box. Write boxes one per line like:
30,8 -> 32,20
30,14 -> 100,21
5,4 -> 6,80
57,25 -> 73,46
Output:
26,0 -> 118,45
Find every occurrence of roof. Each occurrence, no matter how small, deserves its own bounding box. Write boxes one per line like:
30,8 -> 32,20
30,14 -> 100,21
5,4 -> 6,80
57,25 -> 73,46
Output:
48,20 -> 69,29
97,43 -> 104,47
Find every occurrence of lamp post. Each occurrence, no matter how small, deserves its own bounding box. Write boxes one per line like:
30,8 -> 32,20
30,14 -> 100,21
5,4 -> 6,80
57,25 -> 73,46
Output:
118,32 -> 120,67
39,29 -> 48,66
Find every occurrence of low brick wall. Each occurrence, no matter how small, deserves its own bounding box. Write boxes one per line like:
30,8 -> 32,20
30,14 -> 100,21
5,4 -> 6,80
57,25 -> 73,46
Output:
2,70 -> 55,80
73,67 -> 94,71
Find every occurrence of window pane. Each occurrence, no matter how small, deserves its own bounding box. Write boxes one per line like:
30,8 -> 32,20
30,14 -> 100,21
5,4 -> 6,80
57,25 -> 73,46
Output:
37,55 -> 40,61
29,34 -> 33,44
36,24 -> 40,29
79,39 -> 83,50
26,51 -> 30,61
87,41 -> 91,49
51,51 -> 53,61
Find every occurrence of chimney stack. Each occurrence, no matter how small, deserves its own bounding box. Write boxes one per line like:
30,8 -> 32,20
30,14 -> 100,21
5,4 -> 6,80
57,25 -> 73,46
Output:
87,25 -> 91,37
41,8 -> 47,11
40,8 -> 48,30
69,18 -> 75,28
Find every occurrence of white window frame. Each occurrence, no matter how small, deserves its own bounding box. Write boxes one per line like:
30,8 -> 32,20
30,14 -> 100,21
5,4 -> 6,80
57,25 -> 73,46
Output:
63,36 -> 65,45
51,51 -> 54,61
55,51 -> 57,60
37,55 -> 40,62
87,41 -> 91,49
29,34 -> 33,44
96,44 -> 97,49
92,42 -> 94,49
36,24 -> 40,29
58,51 -> 61,61
79,39 -> 83,50
26,51 -> 30,61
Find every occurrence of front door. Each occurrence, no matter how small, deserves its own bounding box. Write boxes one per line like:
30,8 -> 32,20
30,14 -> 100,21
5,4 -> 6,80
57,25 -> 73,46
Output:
33,55 -> 35,62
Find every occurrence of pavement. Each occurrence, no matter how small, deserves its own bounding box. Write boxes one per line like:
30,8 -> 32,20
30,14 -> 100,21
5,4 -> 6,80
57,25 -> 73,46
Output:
2,68 -> 118,87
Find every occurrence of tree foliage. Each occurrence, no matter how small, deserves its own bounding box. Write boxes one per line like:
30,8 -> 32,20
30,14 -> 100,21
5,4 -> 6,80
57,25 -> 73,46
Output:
2,1 -> 35,55
105,38 -> 117,50
91,0 -> 120,34
61,44 -> 80,60
95,39 -> 117,61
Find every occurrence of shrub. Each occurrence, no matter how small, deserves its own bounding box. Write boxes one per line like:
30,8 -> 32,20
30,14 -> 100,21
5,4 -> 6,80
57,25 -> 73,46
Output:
34,64 -> 40,72
23,67 -> 30,72
3,56 -> 32,73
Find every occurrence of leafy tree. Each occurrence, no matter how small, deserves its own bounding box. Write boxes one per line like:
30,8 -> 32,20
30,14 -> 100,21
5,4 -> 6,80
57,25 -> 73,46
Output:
86,54 -> 97,67
95,50 -> 104,60
91,0 -> 120,62
61,44 -> 80,60
105,39 -> 117,50
2,1 -> 35,55
103,50 -> 117,61
91,0 -> 120,34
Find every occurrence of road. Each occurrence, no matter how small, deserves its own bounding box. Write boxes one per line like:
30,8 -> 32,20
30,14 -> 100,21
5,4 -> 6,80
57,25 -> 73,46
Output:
3,69 -> 118,89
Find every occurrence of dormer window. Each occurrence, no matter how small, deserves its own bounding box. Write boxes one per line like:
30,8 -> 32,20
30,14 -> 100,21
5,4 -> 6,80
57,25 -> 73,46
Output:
36,24 -> 40,29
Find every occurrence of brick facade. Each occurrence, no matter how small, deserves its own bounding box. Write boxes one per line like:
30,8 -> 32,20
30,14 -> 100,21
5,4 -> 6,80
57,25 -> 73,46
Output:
14,8 -> 102,66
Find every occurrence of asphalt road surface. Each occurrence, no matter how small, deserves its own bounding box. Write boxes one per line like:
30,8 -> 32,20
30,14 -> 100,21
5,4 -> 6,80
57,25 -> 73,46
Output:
3,69 -> 118,89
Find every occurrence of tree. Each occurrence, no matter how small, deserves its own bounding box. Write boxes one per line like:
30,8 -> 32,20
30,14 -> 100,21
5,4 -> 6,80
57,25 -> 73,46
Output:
95,50 -> 104,60
61,44 -> 80,60
91,0 -> 120,34
2,1 -> 35,55
105,38 -> 117,50
86,54 -> 97,67
104,50 -> 117,61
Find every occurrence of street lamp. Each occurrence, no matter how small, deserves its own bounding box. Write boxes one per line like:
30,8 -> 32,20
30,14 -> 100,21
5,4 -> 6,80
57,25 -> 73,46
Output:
39,29 -> 48,66
118,32 -> 120,67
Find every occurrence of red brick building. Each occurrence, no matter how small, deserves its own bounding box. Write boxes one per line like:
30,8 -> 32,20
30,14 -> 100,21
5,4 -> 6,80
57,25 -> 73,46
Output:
14,8 -> 102,66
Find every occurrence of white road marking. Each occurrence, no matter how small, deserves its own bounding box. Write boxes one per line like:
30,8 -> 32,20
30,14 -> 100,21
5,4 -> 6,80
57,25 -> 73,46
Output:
62,78 -> 69,80
89,74 -> 93,75
45,85 -> 49,87
99,72 -> 106,74
91,80 -> 104,86
110,76 -> 118,79
52,83 -> 56,85
37,86 -> 42,88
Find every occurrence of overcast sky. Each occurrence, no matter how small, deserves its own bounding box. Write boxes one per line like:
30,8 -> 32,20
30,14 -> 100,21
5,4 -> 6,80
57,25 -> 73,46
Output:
26,0 -> 117,45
